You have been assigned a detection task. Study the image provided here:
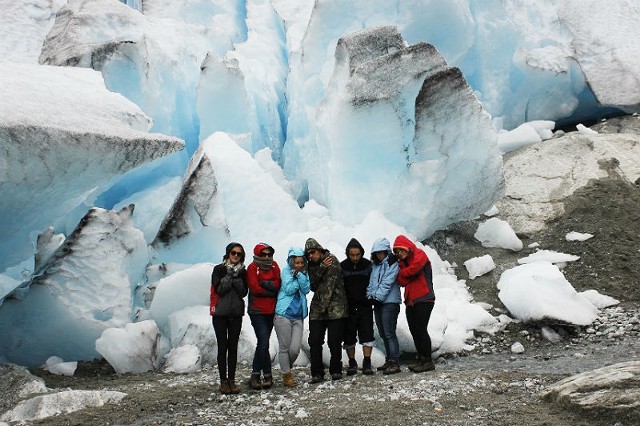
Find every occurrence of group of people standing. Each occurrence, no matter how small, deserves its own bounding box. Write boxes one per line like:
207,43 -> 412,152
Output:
209,235 -> 436,394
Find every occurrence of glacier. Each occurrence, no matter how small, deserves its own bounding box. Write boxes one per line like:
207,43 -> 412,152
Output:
1,0 -> 639,368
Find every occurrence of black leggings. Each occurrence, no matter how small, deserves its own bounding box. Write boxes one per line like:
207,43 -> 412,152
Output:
405,302 -> 434,358
212,316 -> 243,380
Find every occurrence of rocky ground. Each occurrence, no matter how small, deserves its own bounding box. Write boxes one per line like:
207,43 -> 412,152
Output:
10,174 -> 638,426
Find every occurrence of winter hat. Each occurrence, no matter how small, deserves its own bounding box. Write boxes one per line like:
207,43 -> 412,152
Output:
253,242 -> 274,270
304,238 -> 324,253
345,238 -> 365,256
224,242 -> 245,262
253,242 -> 275,256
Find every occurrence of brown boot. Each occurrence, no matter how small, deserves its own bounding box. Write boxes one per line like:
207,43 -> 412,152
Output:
282,372 -> 298,387
377,360 -> 392,371
219,379 -> 231,394
228,379 -> 240,394
408,354 -> 423,372
262,374 -> 273,389
412,357 -> 436,373
383,361 -> 401,375
249,373 -> 262,390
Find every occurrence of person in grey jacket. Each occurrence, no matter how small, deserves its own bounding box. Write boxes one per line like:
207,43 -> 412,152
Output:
305,238 -> 348,383
210,242 -> 248,394
366,237 -> 402,374
274,247 -> 310,387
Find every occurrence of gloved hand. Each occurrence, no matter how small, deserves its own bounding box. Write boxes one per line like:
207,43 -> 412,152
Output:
368,297 -> 383,307
293,270 -> 299,278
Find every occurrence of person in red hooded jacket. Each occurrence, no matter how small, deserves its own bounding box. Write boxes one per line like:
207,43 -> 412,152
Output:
392,235 -> 436,373
246,243 -> 281,390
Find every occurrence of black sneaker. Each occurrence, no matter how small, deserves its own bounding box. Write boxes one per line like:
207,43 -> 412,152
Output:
309,375 -> 324,384
331,373 -> 343,381
346,359 -> 358,376
377,360 -> 392,371
362,358 -> 374,375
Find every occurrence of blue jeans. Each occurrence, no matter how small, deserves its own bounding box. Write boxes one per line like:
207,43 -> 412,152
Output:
250,314 -> 274,376
374,303 -> 400,362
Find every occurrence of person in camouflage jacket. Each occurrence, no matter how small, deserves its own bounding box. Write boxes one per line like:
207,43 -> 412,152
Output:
305,238 -> 348,383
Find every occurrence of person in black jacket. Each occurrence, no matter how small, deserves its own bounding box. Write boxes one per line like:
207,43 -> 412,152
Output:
340,238 -> 374,375
210,242 -> 248,394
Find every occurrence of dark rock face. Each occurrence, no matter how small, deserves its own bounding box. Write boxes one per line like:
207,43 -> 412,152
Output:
152,154 -> 223,246
347,42 -> 448,106
39,0 -> 143,68
335,25 -> 404,75
319,25 -> 503,239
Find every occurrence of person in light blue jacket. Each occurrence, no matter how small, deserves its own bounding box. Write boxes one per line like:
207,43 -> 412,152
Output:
366,237 -> 402,375
274,247 -> 310,387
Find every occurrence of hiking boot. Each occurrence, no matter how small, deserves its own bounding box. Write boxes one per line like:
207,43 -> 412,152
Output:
382,361 -> 401,375
219,379 -> 231,394
228,379 -> 240,394
408,354 -> 423,372
249,373 -> 262,390
412,357 -> 436,373
283,372 -> 298,387
377,360 -> 392,371
331,372 -> 343,381
362,357 -> 374,375
309,375 -> 324,384
262,374 -> 273,389
346,358 -> 358,376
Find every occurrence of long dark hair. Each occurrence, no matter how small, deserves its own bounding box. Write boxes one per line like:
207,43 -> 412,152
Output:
223,242 -> 245,263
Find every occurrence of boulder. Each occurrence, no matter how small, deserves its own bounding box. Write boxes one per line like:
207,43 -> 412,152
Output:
497,132 -> 640,235
540,361 -> 640,421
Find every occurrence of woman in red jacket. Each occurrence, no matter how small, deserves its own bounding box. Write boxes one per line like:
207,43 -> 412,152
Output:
393,235 -> 436,372
246,243 -> 281,390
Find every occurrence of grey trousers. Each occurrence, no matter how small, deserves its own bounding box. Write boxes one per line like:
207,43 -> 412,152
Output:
273,315 -> 304,373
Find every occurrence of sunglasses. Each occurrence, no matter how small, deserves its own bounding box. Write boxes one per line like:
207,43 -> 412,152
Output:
393,249 -> 407,255
260,251 -> 274,257
229,250 -> 243,257
306,249 -> 318,255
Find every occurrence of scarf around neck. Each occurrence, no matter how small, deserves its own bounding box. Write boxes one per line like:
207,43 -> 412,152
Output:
253,255 -> 273,271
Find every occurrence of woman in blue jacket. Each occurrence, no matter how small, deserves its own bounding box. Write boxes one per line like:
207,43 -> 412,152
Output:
274,247 -> 310,387
366,237 -> 402,374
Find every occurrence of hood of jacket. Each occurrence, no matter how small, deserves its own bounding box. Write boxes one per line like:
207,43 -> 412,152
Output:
344,237 -> 365,257
287,246 -> 305,259
393,235 -> 417,255
371,237 -> 391,254
304,238 -> 324,253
